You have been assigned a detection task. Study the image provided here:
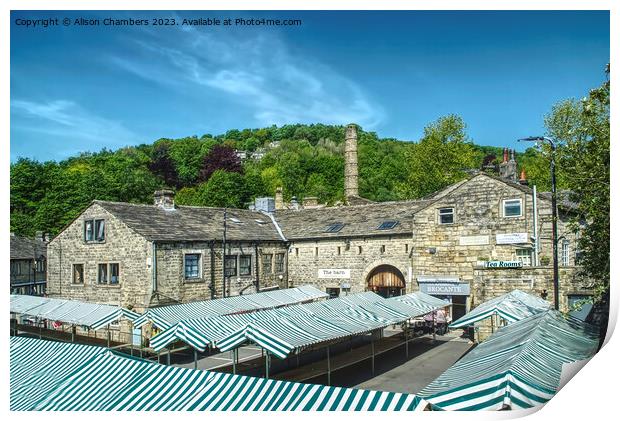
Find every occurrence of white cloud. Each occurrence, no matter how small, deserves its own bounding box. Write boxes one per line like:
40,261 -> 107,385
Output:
11,99 -> 143,157
110,26 -> 384,128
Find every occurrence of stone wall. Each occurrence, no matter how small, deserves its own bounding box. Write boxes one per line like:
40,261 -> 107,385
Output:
288,235 -> 413,294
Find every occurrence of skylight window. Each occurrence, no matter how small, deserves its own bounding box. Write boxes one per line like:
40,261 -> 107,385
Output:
229,217 -> 242,224
325,222 -> 345,233
255,219 -> 267,225
377,220 -> 399,230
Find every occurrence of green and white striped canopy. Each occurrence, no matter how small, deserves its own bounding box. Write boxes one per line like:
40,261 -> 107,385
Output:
419,310 -> 599,410
151,291 -> 449,355
134,285 -> 328,329
11,337 -> 426,411
10,294 -> 140,330
450,290 -> 550,328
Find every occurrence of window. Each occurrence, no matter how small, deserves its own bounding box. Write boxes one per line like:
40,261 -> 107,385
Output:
262,254 -> 273,275
503,199 -> 522,217
72,264 -> 84,284
380,245 -> 386,254
275,253 -> 285,273
358,246 -> 362,255
516,249 -> 532,267
326,287 -> 340,298
438,208 -> 454,224
185,254 -> 201,279
84,219 -> 105,242
35,258 -> 46,273
337,246 -> 341,256
562,240 -> 570,266
110,263 -> 120,284
239,255 -> 252,276
315,247 -> 319,257
295,248 -> 299,257
224,255 -> 237,277
377,220 -> 399,230
10,261 -> 21,276
405,244 -> 409,253
98,264 -> 108,284
325,223 -> 345,233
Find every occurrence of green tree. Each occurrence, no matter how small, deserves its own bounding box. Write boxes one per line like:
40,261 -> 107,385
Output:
544,69 -> 610,310
397,115 -> 479,198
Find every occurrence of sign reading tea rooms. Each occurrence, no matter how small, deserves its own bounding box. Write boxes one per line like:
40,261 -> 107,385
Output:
482,261 -> 524,269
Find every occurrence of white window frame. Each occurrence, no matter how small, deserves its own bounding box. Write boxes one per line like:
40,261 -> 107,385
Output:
438,207 -> 455,225
502,198 -> 523,218
515,249 -> 532,267
562,240 -> 570,267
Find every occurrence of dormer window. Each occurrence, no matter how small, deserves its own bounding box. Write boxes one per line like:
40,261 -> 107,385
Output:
84,219 -> 105,243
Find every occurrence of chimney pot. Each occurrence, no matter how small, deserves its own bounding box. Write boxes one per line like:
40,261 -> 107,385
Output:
154,190 -> 175,210
503,148 -> 508,163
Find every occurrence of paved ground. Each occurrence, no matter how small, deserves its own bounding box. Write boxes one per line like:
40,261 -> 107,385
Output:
171,329 -> 474,394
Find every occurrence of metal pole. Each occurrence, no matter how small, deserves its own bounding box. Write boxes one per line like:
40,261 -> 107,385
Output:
327,346 -> 331,385
39,319 -> 42,339
194,349 -> 198,369
167,348 -> 171,365
432,312 -> 436,343
405,325 -> 409,358
371,337 -> 375,374
550,142 -> 560,310
265,351 -> 270,379
233,348 -> 237,375
71,325 -> 75,342
491,314 -> 495,334
157,351 -> 160,364
107,326 -> 111,347
533,185 -> 539,266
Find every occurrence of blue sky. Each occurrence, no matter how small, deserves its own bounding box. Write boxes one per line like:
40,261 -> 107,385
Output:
10,10 -> 609,162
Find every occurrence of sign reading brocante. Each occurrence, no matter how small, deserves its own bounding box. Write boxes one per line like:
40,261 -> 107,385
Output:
483,261 -> 523,268
318,269 -> 351,279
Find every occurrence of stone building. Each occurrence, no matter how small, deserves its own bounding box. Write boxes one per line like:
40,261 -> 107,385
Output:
45,124 -> 593,342
10,233 -> 47,295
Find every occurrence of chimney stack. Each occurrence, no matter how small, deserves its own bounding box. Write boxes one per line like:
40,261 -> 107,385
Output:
344,124 -> 359,199
499,147 -> 518,182
519,168 -> 528,185
503,148 -> 508,163
154,190 -> 175,210
275,187 -> 284,210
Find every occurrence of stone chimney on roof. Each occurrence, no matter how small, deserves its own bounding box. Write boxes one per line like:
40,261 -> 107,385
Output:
499,148 -> 518,182
344,124 -> 359,199
154,190 -> 175,210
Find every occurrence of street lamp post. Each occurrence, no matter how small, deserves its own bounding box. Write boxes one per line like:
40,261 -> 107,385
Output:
518,136 -> 559,310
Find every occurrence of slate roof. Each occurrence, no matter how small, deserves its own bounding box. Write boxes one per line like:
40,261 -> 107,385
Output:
273,199 -> 434,240
95,201 -> 284,242
10,236 -> 47,260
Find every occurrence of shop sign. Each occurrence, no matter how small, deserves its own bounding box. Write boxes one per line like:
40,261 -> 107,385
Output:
318,269 -> 351,279
417,275 -> 460,283
496,233 -> 529,244
483,260 -> 523,269
420,283 -> 470,296
459,235 -> 490,246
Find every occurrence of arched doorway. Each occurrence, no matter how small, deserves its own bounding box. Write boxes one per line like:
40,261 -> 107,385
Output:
366,265 -> 406,298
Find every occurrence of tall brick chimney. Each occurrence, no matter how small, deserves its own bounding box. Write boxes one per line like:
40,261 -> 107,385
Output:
275,187 -> 284,210
344,124 -> 359,198
154,190 -> 175,210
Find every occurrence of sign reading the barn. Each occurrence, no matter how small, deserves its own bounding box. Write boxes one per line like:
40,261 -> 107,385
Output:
483,260 -> 523,269
496,233 -> 529,244
459,235 -> 490,246
318,269 -> 351,279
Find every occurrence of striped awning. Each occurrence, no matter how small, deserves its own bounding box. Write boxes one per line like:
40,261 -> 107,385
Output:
212,292 -> 448,358
135,285 -> 328,329
419,310 -> 599,410
450,290 -> 550,328
10,294 -> 140,330
11,337 -> 426,411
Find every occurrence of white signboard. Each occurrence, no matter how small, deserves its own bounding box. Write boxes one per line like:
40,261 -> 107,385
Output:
417,275 -> 460,283
318,269 -> 351,279
496,233 -> 529,244
459,235 -> 490,246
483,261 -> 523,269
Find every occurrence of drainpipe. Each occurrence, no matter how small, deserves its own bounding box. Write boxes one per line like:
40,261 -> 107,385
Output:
209,241 -> 215,299
254,243 -> 260,292
532,185 -> 539,266
222,209 -> 227,297
152,242 -> 158,293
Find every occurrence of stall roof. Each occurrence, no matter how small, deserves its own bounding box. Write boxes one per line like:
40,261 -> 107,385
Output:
449,290 -> 551,328
10,295 -> 139,330
151,291 -> 450,357
11,337 -> 426,411
134,285 -> 328,329
419,310 -> 599,411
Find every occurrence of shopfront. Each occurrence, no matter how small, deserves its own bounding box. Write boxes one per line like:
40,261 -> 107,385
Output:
417,276 -> 471,321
